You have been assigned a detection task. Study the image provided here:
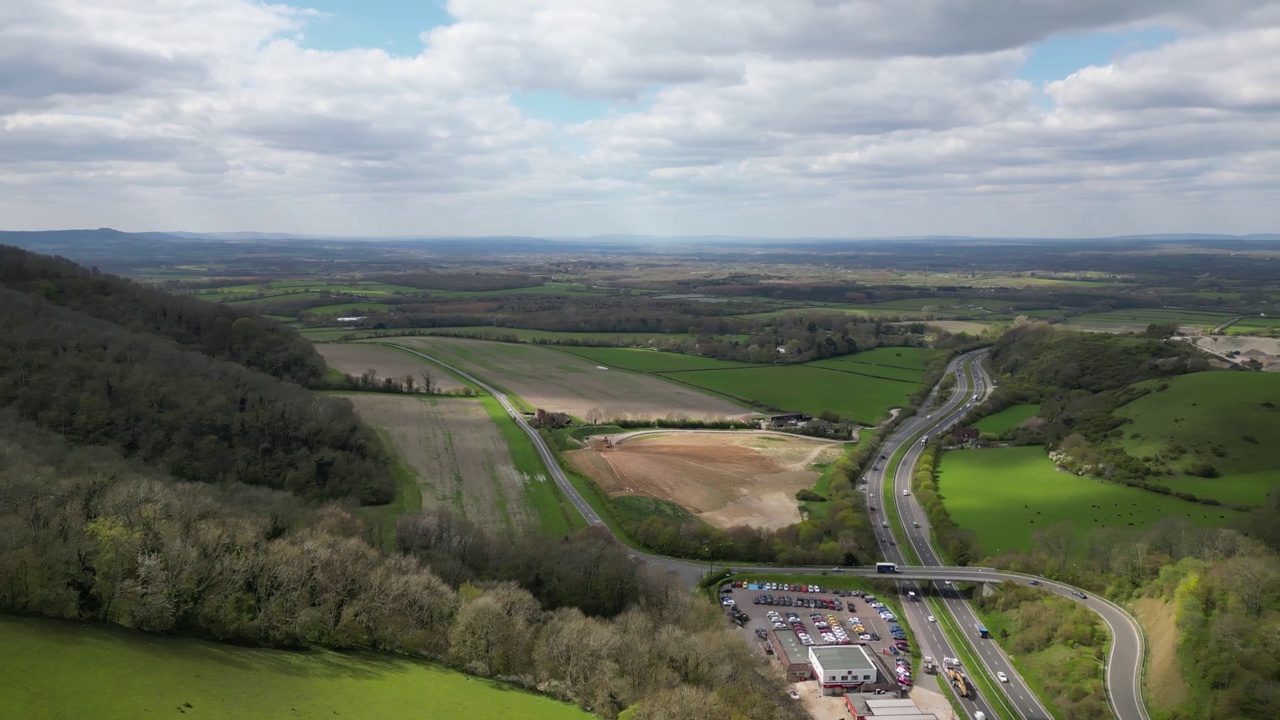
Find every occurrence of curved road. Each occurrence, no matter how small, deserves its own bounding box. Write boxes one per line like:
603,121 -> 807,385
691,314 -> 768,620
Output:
385,342 -> 1147,720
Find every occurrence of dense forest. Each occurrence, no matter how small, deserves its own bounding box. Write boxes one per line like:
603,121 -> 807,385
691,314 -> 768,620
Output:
0,416 -> 804,720
0,246 -> 393,503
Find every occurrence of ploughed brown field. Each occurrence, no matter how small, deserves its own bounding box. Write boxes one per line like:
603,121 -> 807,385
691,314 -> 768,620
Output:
317,343 -> 469,392
568,432 -> 843,530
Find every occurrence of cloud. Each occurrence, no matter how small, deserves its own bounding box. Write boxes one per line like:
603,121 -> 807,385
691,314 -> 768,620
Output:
0,0 -> 1275,236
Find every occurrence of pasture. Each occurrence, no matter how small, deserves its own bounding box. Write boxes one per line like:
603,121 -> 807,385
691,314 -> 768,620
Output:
317,343 -> 470,393
1062,308 -> 1232,333
381,336 -> 747,421
972,404 -> 1040,435
340,394 -> 544,531
936,446 -> 1243,556
1117,372 -> 1280,506
672,365 -> 917,424
0,615 -> 589,720
304,301 -> 396,316
557,346 -> 750,372
568,431 -> 843,529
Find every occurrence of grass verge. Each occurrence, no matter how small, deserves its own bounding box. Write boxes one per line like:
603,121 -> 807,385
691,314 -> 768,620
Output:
478,395 -> 586,535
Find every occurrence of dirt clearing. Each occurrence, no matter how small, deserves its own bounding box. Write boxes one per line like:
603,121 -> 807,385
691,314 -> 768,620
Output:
339,393 -> 536,530
381,336 -> 745,420
317,343 -> 468,392
1134,597 -> 1190,713
568,432 -> 843,530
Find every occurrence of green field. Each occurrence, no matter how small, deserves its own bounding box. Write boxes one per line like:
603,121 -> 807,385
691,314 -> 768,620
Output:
409,326 -> 717,345
478,395 -> 588,534
1063,308 -> 1232,331
304,301 -> 396,316
0,615 -> 590,720
557,346 -> 750,372
672,365 -> 917,424
972,404 -> 1040,435
610,495 -> 694,523
937,447 -> 1243,556
809,347 -> 936,382
426,283 -> 611,298
1226,317 -> 1280,335
1117,372 -> 1280,505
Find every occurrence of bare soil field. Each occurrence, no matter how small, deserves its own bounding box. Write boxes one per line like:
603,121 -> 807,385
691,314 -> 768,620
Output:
568,432 -> 842,529
339,393 -> 536,529
317,343 -> 469,392
384,336 -> 746,420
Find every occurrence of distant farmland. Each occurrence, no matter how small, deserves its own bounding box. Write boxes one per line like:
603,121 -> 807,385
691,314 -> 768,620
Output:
380,336 -> 747,421
317,343 -> 469,392
937,446 -> 1243,556
1062,308 -> 1232,333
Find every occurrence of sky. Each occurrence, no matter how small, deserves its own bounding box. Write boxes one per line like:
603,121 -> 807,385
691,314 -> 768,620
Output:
1,1 -> 1277,238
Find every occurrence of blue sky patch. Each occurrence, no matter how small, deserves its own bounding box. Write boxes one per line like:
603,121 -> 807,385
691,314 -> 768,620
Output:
1019,27 -> 1178,86
295,0 -> 451,55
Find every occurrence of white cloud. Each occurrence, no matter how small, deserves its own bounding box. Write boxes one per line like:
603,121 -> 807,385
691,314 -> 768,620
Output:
0,0 -> 1276,235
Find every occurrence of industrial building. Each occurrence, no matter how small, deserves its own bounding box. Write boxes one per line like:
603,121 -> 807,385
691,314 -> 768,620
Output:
809,645 -> 879,696
844,696 -> 937,719
767,628 -> 814,681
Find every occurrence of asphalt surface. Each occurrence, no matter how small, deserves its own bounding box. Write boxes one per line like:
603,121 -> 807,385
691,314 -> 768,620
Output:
388,342 -> 1149,720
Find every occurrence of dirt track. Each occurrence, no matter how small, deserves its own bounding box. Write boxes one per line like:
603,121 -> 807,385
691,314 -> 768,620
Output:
568,432 -> 842,530
317,344 -> 468,392
339,393 -> 534,529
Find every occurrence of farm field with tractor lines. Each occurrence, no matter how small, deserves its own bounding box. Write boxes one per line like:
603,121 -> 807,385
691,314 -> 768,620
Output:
338,393 -> 549,532
567,431 -> 845,529
377,336 -> 747,421
316,343 -> 470,393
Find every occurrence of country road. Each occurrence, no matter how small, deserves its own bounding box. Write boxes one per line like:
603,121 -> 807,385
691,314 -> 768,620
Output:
383,342 -> 1149,720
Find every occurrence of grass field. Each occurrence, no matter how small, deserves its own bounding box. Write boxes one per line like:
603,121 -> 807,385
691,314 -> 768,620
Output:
304,301 -> 396,316
1062,308 -> 1232,332
0,615 -> 589,720
972,404 -> 1039,435
1117,372 -> 1280,506
672,365 -> 916,424
300,327 -> 377,341
1226,316 -> 1280,335
477,395 -> 587,534
936,447 -> 1243,556
556,346 -> 750,372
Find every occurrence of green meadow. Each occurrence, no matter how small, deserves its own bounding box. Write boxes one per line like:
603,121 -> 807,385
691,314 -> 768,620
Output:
1117,372 -> 1280,505
936,446 -> 1243,556
557,346 -> 750,372
672,365 -> 916,424
0,615 -> 590,720
972,404 -> 1040,435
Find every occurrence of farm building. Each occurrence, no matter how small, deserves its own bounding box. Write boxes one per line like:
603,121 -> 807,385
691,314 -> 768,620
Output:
810,645 -> 880,696
951,426 -> 980,442
767,629 -> 814,681
758,412 -> 811,429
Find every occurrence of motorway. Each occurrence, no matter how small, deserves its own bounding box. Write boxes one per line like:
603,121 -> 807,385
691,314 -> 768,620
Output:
387,342 -> 1148,720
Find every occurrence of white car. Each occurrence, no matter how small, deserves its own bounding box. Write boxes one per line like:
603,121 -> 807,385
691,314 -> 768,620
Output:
902,489 -> 909,496
927,615 -> 936,622
997,672 -> 1009,683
